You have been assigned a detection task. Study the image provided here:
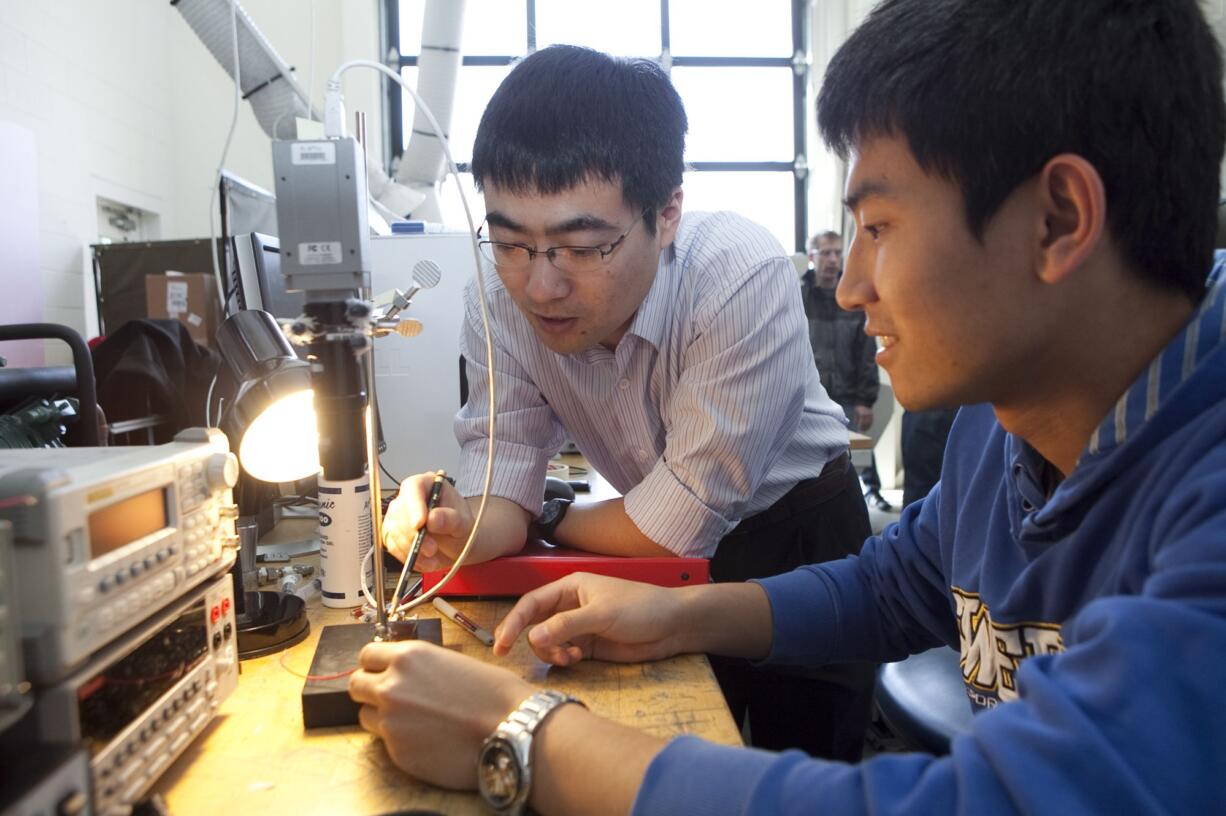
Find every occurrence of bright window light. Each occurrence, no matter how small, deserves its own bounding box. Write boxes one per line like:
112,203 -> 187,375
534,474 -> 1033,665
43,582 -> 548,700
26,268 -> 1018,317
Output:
669,0 -> 792,57
683,170 -> 795,253
394,0 -> 803,248
672,66 -> 794,162
535,0 -> 661,55
438,172 -> 484,230
401,66 -> 509,163
449,66 -> 512,163
462,0 -> 528,55
399,0 -> 527,56
238,389 -> 321,482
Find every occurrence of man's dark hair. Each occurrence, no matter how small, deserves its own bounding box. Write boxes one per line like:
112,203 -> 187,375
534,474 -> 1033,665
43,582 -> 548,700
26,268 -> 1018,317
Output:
818,0 -> 1225,301
471,45 -> 687,234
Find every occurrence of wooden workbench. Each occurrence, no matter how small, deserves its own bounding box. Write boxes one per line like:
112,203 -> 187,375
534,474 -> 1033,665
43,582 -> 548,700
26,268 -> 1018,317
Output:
152,548 -> 740,814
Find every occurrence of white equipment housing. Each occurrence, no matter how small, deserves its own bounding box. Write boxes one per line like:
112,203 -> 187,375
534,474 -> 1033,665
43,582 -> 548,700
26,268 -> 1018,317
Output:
370,232 -> 475,483
0,428 -> 239,683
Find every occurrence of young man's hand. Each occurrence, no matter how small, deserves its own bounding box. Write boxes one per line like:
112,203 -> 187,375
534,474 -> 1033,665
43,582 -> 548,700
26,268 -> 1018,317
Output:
493,574 -> 690,665
348,640 -> 536,790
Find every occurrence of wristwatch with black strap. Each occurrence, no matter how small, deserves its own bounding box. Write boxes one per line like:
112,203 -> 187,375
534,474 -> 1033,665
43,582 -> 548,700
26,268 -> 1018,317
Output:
529,497 -> 572,543
477,689 -> 586,814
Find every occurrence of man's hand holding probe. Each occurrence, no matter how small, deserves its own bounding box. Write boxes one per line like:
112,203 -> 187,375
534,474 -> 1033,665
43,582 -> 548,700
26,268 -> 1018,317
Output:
350,573 -> 774,813
382,471 -> 532,571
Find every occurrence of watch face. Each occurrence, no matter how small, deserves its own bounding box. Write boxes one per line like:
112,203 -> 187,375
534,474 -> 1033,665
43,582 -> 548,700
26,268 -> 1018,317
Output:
478,741 -> 522,809
540,501 -> 563,526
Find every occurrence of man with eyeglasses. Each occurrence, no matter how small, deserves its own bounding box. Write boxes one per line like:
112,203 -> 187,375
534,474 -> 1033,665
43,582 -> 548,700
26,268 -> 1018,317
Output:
381,44 -> 876,760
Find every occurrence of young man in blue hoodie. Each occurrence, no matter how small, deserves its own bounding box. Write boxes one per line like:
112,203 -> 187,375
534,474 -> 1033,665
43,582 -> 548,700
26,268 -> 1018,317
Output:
347,0 -> 1226,812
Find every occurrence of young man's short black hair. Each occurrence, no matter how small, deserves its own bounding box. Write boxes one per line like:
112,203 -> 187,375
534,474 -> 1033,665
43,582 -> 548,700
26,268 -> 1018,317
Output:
470,45 -> 687,234
818,0 -> 1225,302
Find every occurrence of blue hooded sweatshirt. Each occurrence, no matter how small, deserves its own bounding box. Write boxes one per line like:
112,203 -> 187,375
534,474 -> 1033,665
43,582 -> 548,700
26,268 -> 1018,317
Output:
633,256 -> 1226,815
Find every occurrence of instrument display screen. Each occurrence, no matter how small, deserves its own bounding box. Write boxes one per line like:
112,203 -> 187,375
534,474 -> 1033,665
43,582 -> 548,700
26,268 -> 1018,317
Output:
87,487 -> 167,559
76,597 -> 209,756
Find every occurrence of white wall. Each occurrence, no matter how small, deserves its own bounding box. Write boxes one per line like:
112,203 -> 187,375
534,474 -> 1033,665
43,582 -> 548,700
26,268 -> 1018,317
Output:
0,120 -> 43,367
0,0 -> 180,363
0,0 -> 381,365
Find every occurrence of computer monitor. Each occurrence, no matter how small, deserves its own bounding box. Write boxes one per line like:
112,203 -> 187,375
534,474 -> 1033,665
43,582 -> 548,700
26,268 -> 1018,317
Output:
232,232 -> 304,321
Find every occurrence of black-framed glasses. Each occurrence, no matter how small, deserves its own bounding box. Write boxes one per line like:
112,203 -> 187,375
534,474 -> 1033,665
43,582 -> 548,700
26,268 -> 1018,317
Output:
477,210 -> 648,274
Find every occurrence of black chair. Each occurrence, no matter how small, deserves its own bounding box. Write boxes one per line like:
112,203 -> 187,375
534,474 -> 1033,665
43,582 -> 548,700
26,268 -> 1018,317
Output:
0,323 -> 100,447
874,646 -> 974,755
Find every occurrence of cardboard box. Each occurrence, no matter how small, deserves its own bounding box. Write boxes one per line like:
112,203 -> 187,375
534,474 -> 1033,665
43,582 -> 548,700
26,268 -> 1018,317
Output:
145,272 -> 222,348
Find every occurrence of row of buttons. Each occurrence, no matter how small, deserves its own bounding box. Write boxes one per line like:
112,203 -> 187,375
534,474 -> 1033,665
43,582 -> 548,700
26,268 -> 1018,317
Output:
96,546 -> 177,595
96,570 -> 180,633
98,677 -> 201,775
177,461 -> 209,509
212,621 -> 234,649
184,556 -> 213,578
174,513 -> 222,580
209,597 -> 233,623
177,461 -> 205,484
97,673 -> 217,807
184,512 -> 212,530
178,461 -> 206,479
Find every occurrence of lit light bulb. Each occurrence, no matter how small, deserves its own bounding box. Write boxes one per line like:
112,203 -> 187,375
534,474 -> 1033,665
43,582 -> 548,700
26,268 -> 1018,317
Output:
238,389 -> 320,482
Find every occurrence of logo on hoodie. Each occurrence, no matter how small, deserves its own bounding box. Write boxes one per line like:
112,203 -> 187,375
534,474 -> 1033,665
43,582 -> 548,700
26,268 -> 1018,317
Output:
952,587 -> 1065,706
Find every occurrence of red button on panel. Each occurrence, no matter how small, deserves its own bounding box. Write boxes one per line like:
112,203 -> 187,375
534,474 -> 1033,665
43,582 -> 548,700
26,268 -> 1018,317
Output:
210,605 -> 220,624
220,597 -> 231,615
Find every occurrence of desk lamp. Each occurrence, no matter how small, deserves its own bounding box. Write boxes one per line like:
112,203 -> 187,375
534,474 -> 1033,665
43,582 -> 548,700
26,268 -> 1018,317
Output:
216,309 -> 317,657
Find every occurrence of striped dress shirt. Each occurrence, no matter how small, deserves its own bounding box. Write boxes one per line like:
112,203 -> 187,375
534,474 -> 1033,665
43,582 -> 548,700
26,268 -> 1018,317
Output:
454,211 -> 849,558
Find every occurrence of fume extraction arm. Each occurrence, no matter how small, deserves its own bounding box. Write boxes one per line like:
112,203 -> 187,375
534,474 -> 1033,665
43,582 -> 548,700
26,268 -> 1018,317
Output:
174,0 -> 465,220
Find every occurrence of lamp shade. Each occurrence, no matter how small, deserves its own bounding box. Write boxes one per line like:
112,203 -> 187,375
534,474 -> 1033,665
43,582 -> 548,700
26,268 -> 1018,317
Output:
216,310 -> 320,482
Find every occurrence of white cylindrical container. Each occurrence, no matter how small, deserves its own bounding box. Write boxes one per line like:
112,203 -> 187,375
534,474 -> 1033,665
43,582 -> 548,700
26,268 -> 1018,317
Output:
318,474 -> 373,608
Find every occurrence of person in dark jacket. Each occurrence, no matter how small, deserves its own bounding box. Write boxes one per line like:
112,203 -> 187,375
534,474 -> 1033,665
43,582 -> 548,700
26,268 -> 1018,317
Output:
900,407 -> 957,508
802,231 -> 892,510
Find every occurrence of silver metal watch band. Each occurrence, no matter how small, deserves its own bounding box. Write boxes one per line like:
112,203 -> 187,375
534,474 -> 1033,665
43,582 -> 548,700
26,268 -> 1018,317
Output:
503,689 -> 585,737
479,689 -> 586,814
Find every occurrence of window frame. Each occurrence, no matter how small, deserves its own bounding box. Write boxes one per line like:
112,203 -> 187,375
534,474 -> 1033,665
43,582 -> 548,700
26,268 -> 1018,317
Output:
381,0 -> 810,251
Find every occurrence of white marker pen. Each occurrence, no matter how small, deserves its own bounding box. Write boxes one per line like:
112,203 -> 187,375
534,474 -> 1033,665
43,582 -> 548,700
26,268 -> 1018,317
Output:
432,597 -> 495,647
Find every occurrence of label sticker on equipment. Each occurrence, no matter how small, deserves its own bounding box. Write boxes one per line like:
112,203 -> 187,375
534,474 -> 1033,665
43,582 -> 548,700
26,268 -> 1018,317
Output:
299,242 -> 343,265
291,142 -> 335,165
166,281 -> 188,316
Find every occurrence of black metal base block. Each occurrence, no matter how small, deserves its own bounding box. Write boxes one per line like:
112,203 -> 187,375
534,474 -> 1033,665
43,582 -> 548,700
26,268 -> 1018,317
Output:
301,619 -> 442,729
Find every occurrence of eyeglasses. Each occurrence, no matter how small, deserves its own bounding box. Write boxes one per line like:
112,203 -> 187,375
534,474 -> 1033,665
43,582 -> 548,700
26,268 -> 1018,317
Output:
477,210 -> 648,274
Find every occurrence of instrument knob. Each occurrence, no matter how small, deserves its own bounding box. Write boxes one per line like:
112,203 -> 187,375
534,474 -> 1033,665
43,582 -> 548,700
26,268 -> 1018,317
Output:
206,453 -> 240,490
